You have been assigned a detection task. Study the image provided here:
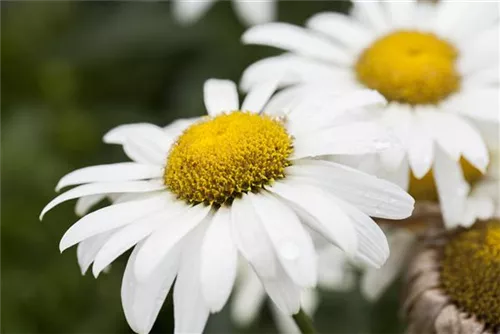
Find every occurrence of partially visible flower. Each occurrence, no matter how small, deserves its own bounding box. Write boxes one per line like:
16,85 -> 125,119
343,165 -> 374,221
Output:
231,245 -> 355,333
41,79 -> 414,333
172,0 -> 276,26
360,152 -> 499,301
403,220 -> 500,334
241,1 -> 499,228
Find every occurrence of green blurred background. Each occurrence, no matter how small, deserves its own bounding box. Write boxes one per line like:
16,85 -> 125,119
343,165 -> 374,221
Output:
1,1 -> 403,333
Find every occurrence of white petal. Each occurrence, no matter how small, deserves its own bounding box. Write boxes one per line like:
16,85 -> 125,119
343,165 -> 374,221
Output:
458,24 -> 499,75
432,1 -> 470,36
241,79 -> 278,113
380,157 -> 410,191
134,204 -> 210,281
76,231 -> 114,275
40,180 -> 165,220
361,229 -> 415,300
75,194 -> 106,216
443,89 -> 500,123
317,246 -> 355,291
242,23 -> 351,65
272,290 -> 318,334
385,0 -> 416,28
59,193 -> 172,251
174,227 -> 210,334
286,89 -> 386,136
249,192 -> 317,287
286,159 -> 414,220
171,0 -> 214,25
104,123 -> 162,145
378,147 -> 406,173
122,128 -> 172,165
436,2 -> 499,43
259,259 -> 301,316
263,84 -> 310,116
121,242 -> 181,334
330,197 -> 389,268
378,103 -> 413,171
420,110 -> 489,172
306,12 -> 375,54
407,114 -> 434,179
112,192 -> 144,204
292,122 -> 397,159
92,210 -> 173,277
413,1 -> 436,30
200,207 -> 238,312
233,0 -> 277,26
56,163 -> 162,191
104,123 -> 172,165
203,79 -> 239,117
271,304 -> 300,334
351,1 -> 390,33
461,195 -> 495,228
163,117 -> 200,139
241,54 -> 351,92
268,180 -> 358,257
231,196 -> 278,278
464,65 -> 499,87
433,146 -> 470,228
230,263 -> 266,326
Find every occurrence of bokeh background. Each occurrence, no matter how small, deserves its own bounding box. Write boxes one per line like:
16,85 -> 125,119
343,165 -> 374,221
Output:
2,1 -> 403,333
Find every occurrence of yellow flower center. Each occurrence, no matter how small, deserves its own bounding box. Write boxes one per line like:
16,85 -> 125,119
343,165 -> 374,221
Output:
440,220 -> 500,328
164,111 -> 293,205
409,157 -> 483,201
355,31 -> 460,105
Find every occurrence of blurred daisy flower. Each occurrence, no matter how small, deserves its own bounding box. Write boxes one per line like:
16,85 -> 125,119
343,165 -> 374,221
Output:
360,148 -> 500,302
41,79 -> 414,333
242,1 -> 499,228
172,0 -> 276,26
403,220 -> 500,334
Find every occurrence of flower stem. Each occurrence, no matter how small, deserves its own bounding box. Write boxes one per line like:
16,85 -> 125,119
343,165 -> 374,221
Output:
292,308 -> 316,334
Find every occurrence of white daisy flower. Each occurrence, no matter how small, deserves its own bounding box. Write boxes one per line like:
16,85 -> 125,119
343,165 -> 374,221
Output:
231,245 -> 355,333
172,0 -> 276,26
241,1 -> 499,228
41,79 -> 414,334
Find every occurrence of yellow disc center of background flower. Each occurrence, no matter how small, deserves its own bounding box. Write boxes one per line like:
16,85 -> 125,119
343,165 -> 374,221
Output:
165,111 -> 293,205
355,31 -> 460,105
440,220 -> 500,328
409,157 -> 482,201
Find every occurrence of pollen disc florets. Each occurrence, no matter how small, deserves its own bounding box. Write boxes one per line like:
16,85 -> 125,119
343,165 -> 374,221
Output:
355,31 -> 460,105
440,220 -> 500,328
164,111 -> 293,205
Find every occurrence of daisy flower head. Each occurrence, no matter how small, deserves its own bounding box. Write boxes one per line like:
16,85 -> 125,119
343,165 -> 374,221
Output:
172,0 -> 276,26
403,220 -> 500,334
41,79 -> 414,333
241,1 -> 500,228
